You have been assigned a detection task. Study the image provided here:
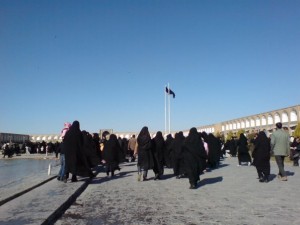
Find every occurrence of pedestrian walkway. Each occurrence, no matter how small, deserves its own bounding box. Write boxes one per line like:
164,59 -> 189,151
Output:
55,157 -> 300,225
0,157 -> 299,225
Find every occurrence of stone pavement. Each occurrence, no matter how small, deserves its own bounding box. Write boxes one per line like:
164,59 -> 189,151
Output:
0,157 -> 299,225
55,158 -> 300,225
0,155 -> 60,204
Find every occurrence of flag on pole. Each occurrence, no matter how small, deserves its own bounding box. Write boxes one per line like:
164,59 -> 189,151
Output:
165,87 -> 175,98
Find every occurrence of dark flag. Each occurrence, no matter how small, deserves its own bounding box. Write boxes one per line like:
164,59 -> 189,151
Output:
165,87 -> 175,98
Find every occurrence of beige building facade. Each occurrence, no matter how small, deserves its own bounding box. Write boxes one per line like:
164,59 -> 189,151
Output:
28,105 -> 300,142
195,105 -> 300,137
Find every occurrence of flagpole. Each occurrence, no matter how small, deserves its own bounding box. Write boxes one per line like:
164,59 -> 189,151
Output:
168,83 -> 171,134
164,85 -> 167,135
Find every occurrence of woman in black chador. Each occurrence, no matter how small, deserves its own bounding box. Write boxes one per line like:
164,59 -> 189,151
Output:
183,127 -> 207,189
171,131 -> 186,179
252,131 -> 271,182
164,134 -> 174,168
82,131 -> 101,168
229,137 -> 237,157
64,121 -> 94,182
103,134 -> 123,177
136,126 -> 154,181
92,133 -> 102,162
207,133 -> 221,169
152,131 -> 165,180
237,133 -> 252,166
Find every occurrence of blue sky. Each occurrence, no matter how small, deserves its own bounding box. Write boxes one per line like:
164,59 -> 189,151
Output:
1,0 -> 299,135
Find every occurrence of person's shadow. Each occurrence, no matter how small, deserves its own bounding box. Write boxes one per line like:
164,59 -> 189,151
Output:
90,170 -> 137,184
268,171 -> 295,181
198,176 -> 223,187
286,171 -> 295,176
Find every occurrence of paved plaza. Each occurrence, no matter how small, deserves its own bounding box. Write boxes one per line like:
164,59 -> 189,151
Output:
55,157 -> 300,225
0,156 -> 299,225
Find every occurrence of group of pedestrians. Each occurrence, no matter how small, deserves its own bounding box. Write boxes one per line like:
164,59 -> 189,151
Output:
251,122 -> 293,183
56,121 -> 298,189
57,121 -> 99,183
134,126 -> 223,189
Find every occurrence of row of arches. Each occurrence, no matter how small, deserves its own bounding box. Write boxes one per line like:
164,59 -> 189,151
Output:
198,127 -> 215,134
29,106 -> 300,142
31,135 -> 61,142
221,110 -> 298,132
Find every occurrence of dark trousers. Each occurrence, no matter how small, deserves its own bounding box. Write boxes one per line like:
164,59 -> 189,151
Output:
293,151 -> 299,166
128,149 -> 135,162
275,155 -> 286,177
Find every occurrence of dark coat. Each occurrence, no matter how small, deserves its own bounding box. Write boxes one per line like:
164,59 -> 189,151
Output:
171,131 -> 186,176
164,134 -> 174,168
237,134 -> 252,163
152,131 -> 165,175
252,131 -> 271,173
82,131 -> 101,167
172,132 -> 185,160
92,133 -> 102,161
103,134 -> 123,168
137,127 -> 154,170
183,128 -> 207,185
152,131 -> 165,166
229,138 -> 237,156
64,121 -> 93,177
207,133 -> 221,168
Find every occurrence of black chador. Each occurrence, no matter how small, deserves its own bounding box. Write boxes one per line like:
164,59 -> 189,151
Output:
171,131 -> 186,178
64,121 -> 94,182
164,134 -> 174,168
183,128 -> 207,189
103,134 -> 123,177
152,131 -> 165,180
252,131 -> 271,182
137,126 -> 154,180
207,133 -> 221,169
237,133 -> 252,165
82,131 -> 101,167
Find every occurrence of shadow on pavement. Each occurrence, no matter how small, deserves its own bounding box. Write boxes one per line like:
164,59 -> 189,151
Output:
120,162 -> 137,167
199,176 -> 223,187
160,174 -> 175,180
217,163 -> 229,169
91,170 -> 137,184
286,171 -> 295,176
205,164 -> 229,172
268,171 -> 295,181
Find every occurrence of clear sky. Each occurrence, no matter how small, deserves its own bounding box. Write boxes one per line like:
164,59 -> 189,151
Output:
1,0 -> 299,135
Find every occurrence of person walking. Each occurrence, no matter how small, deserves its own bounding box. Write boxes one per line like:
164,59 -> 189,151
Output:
237,133 -> 252,166
103,134 -> 123,178
182,127 -> 207,189
164,134 -> 174,168
64,121 -> 94,182
57,122 -> 71,181
135,126 -> 153,181
252,131 -> 271,182
206,133 -> 222,169
291,138 -> 300,167
229,136 -> 237,157
152,131 -> 165,180
128,135 -> 137,162
171,131 -> 186,179
271,122 -> 290,181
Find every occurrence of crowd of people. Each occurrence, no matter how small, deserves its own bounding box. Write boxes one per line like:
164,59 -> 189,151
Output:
2,120 -> 299,189
1,143 -> 23,158
57,121 -> 100,182
54,121 -> 255,189
54,121 -> 227,189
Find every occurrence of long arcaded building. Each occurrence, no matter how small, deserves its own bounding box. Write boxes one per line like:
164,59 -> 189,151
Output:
28,104 -> 300,142
195,104 -> 300,137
